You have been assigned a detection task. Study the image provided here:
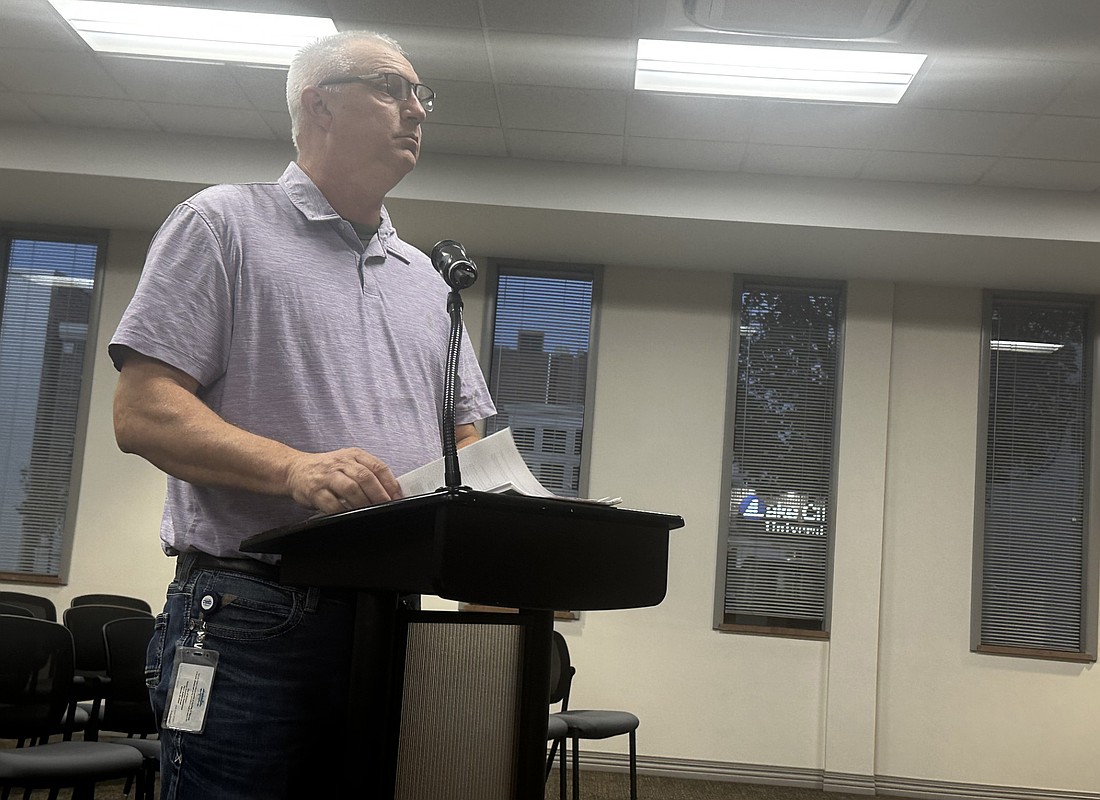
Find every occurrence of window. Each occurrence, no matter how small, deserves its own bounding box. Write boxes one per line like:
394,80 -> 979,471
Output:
973,293 -> 1097,661
0,232 -> 103,582
715,280 -> 843,637
483,261 -> 600,498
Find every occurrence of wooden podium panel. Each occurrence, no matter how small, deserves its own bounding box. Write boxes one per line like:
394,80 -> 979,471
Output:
241,489 -> 683,798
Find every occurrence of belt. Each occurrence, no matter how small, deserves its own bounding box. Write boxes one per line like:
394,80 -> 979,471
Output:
180,553 -> 282,582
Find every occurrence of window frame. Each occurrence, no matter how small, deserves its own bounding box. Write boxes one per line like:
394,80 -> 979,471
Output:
479,258 -> 602,500
971,290 -> 1099,662
0,224 -> 106,585
713,275 -> 846,640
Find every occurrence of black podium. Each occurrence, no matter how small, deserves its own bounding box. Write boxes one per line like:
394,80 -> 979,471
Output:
241,489 -> 683,800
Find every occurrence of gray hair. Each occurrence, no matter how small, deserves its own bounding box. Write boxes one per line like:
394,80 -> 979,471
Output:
286,30 -> 406,150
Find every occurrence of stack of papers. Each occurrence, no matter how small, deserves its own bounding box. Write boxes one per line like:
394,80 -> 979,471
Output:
397,428 -> 621,506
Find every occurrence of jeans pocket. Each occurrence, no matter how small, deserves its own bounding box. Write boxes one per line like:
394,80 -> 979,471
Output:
200,574 -> 305,642
145,613 -> 168,690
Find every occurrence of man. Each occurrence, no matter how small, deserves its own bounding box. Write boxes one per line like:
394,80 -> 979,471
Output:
110,30 -> 495,798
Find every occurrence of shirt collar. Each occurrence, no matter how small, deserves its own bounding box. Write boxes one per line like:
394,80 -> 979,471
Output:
279,162 -> 411,263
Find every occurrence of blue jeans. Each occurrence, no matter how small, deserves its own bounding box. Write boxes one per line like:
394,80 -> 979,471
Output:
147,556 -> 357,800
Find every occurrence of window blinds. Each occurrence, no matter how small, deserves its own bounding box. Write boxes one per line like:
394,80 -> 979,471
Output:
486,268 -> 594,496
723,284 -> 841,631
979,298 -> 1090,653
0,238 -> 97,578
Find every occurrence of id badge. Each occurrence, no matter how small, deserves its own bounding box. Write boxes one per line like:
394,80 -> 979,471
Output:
163,646 -> 219,733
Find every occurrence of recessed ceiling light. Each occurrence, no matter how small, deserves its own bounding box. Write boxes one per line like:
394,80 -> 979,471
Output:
635,38 -> 927,104
47,0 -> 338,66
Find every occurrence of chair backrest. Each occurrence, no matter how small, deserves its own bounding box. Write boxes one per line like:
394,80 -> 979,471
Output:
0,616 -> 75,741
100,615 -> 158,735
71,594 -> 152,614
0,591 -> 57,622
549,631 -> 575,710
63,604 -> 153,675
0,602 -> 34,617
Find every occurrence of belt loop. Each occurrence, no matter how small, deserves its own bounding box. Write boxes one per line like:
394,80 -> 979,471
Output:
175,553 -> 199,584
304,586 -> 320,613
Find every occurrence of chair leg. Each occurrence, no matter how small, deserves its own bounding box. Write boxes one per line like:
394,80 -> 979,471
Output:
629,729 -> 638,800
546,738 -> 559,779
558,737 -> 567,800
571,735 -> 580,800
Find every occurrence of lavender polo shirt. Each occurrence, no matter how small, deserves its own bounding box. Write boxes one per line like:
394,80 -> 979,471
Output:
110,162 -> 496,558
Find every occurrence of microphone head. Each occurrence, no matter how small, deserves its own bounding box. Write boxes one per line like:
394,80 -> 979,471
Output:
430,239 -> 478,290
430,239 -> 465,269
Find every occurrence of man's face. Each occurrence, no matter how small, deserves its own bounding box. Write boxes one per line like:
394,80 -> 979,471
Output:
323,43 -> 428,183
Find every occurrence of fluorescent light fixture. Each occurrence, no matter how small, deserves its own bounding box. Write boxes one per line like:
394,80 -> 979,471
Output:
635,39 -> 927,104
990,340 -> 1065,354
47,0 -> 338,66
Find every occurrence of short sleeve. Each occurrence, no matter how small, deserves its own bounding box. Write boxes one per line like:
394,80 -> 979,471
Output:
109,201 -> 235,388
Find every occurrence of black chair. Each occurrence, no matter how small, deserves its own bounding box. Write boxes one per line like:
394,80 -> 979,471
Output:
546,631 -> 573,800
99,616 -> 160,800
70,594 -> 152,614
547,712 -> 569,800
0,616 -> 145,799
0,591 -> 56,622
550,631 -> 640,800
0,602 -> 33,617
62,605 -> 154,742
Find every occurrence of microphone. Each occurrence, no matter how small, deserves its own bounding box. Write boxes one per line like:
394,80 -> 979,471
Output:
430,240 -> 478,290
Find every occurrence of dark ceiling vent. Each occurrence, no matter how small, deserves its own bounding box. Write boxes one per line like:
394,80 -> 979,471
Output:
682,0 -> 917,40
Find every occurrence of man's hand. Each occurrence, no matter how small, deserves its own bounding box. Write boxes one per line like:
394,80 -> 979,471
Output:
285,448 -> 401,514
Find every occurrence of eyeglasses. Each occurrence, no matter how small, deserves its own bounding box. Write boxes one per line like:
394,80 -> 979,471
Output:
318,72 -> 435,113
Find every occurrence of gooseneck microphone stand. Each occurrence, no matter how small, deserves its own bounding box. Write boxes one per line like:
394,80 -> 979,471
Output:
442,287 -> 465,490
430,240 -> 479,491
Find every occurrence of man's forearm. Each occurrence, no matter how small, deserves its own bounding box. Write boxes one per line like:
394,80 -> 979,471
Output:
113,352 -> 404,513
114,367 -> 299,496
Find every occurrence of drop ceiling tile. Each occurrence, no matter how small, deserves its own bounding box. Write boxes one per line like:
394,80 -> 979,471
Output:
260,110 -> 292,144
480,0 -> 635,37
487,32 -> 633,91
980,157 -> 1100,192
905,56 -> 1077,114
626,136 -> 746,172
230,65 -> 290,113
103,56 -> 252,108
1005,114 -> 1100,161
874,108 -> 1034,156
0,0 -> 85,50
0,92 -> 42,124
749,102 -> 892,150
1047,65 -> 1100,118
903,0 -> 1100,56
378,25 -> 493,83
423,124 -> 508,158
421,80 -> 500,128
22,93 -> 158,131
505,129 -> 623,164
860,151 -> 995,184
0,48 -> 127,99
743,144 -> 869,180
627,93 -> 757,142
141,102 -> 275,140
342,0 -> 482,28
498,84 -> 626,135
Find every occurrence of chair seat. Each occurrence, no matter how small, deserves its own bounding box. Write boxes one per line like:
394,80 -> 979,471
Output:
100,736 -> 160,760
0,740 -> 144,781
548,715 -> 570,739
556,710 -> 639,738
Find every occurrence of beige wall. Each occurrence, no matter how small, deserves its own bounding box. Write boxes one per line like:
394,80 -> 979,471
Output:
3,128 -> 1100,795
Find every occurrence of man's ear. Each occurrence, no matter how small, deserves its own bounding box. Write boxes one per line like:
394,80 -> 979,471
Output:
300,86 -> 333,131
